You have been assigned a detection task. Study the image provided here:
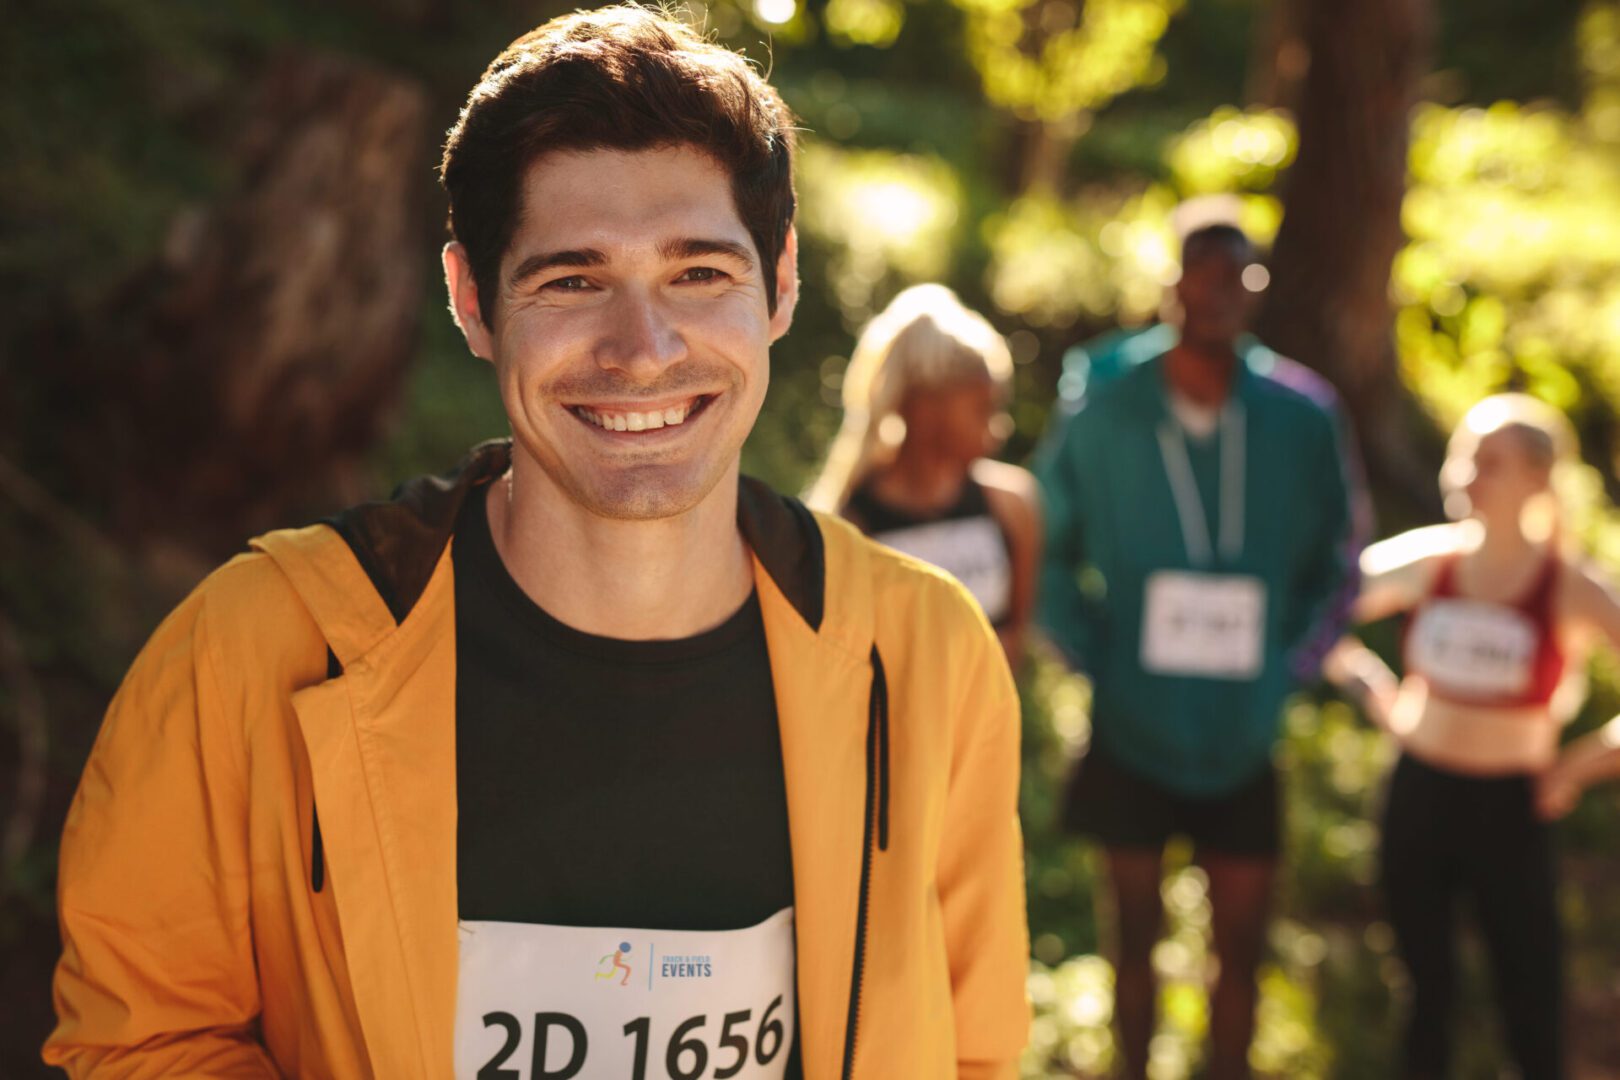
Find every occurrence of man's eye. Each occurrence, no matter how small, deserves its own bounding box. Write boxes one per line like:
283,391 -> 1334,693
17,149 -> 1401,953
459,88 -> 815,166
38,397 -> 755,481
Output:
543,276 -> 591,292
678,266 -> 727,284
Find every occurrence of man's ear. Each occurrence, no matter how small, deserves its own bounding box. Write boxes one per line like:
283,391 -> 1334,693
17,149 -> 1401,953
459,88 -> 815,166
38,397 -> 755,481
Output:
443,241 -> 495,361
767,225 -> 800,343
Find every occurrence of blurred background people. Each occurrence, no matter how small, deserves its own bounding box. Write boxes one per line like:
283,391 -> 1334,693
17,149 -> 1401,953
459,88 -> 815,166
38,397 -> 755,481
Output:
809,284 -> 1042,662
1327,394 -> 1620,1080
1036,224 -> 1361,1080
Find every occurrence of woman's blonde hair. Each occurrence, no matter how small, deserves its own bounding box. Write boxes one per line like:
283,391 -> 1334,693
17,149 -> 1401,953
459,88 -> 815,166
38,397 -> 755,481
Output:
806,284 -> 1013,513
1443,393 -> 1579,544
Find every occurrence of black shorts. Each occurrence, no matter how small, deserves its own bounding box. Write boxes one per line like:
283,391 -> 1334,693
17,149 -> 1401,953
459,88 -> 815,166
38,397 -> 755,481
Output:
1061,741 -> 1280,857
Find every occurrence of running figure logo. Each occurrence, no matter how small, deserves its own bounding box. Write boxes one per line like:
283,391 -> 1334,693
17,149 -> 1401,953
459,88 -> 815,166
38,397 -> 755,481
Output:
595,942 -> 633,987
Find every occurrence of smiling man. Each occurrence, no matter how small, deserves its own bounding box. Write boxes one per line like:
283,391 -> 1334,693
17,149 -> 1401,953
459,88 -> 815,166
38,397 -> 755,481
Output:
45,8 -> 1029,1079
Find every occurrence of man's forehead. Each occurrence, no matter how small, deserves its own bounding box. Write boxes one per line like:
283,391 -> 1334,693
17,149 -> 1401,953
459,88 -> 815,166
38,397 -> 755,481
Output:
511,145 -> 752,255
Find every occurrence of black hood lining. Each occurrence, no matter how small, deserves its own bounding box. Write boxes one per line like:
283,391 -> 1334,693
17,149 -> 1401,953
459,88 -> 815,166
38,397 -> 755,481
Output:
325,439 -> 824,632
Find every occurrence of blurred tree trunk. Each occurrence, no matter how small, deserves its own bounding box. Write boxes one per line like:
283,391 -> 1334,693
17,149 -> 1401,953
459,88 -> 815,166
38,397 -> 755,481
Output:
1254,0 -> 1441,515
1245,0 -> 1308,111
27,51 -> 431,567
0,48 -> 431,1069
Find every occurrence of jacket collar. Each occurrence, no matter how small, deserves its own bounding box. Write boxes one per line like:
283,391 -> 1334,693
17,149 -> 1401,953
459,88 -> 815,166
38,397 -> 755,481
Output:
326,438 -> 826,633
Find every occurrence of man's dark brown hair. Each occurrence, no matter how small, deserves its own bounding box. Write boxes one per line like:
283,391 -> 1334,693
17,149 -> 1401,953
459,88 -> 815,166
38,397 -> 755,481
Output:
441,5 -> 797,327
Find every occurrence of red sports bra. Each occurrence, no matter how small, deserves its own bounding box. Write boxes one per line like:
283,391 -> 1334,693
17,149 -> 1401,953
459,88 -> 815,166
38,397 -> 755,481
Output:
1401,552 -> 1566,709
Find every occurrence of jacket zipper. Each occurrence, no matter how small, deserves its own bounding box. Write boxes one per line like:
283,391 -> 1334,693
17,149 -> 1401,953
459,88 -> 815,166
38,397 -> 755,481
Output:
841,646 -> 890,1080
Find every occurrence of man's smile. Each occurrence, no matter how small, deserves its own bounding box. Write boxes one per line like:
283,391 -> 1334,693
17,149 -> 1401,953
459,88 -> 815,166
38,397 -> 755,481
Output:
566,393 -> 719,436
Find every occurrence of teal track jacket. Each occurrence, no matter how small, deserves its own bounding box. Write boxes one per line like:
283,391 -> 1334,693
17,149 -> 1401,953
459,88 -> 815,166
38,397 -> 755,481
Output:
1037,349 -> 1361,797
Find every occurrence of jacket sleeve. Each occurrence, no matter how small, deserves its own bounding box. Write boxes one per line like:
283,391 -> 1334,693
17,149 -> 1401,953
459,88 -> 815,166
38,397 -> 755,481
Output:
938,618 -> 1030,1077
1034,407 -> 1096,672
1285,405 -> 1368,683
43,579 -> 279,1077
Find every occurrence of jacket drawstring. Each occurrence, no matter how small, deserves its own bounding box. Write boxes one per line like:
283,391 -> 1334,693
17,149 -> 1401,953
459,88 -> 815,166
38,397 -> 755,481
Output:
843,645 -> 891,1079
311,804 -> 325,894
872,647 -> 890,852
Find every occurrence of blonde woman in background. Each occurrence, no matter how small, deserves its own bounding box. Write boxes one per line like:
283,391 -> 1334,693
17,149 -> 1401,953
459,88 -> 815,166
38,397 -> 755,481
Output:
1328,394 -> 1620,1080
808,284 -> 1042,662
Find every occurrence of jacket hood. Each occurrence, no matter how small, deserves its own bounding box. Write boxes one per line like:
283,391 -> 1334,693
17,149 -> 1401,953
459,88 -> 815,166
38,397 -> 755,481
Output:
324,438 -> 827,632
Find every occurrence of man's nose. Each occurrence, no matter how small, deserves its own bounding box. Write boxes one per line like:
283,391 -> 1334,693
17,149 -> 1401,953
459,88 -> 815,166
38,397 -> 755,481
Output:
595,286 -> 689,379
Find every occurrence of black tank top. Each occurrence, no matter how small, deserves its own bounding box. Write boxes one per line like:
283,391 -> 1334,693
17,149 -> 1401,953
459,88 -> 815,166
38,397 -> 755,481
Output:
846,478 -> 1014,626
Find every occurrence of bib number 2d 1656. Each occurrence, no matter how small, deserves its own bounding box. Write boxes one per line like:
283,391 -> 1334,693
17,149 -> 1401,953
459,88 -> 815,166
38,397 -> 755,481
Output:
476,995 -> 787,1080
455,908 -> 797,1080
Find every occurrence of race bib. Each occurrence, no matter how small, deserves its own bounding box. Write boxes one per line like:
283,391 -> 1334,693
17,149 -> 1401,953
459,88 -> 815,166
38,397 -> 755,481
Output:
1407,599 -> 1536,697
1141,571 -> 1266,680
454,907 -> 795,1080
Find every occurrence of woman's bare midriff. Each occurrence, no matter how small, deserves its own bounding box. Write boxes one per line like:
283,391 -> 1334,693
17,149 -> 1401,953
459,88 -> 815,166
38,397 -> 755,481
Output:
1390,680 -> 1562,775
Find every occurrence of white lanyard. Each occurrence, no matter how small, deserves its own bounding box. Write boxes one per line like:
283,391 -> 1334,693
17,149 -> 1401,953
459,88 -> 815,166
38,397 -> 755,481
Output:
1155,400 -> 1246,568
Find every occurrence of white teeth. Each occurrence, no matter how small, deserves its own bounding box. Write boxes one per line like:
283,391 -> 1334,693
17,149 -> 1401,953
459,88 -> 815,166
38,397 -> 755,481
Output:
578,401 -> 698,432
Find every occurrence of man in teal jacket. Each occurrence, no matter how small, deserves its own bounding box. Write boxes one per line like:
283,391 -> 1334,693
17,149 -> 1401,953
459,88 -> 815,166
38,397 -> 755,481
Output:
1036,224 -> 1362,1080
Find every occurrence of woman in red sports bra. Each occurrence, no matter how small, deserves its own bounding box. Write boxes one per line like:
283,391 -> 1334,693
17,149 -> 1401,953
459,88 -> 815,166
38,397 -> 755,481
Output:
1400,543 -> 1567,714
1326,394 -> 1620,1080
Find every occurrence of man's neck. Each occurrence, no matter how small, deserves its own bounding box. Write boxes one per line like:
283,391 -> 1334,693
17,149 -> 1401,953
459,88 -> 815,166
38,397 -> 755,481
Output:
486,454 -> 754,641
1163,339 -> 1240,407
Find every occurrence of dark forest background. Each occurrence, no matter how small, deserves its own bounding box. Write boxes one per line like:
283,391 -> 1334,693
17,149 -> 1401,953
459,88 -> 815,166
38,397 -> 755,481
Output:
5,0 -> 1620,1074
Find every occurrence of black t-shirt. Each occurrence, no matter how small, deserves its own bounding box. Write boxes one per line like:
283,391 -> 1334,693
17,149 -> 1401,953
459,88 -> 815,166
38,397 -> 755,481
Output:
452,481 -> 795,932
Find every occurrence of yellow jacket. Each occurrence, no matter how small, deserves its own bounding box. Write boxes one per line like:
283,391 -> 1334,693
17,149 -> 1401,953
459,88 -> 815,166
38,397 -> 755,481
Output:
46,442 -> 1029,1078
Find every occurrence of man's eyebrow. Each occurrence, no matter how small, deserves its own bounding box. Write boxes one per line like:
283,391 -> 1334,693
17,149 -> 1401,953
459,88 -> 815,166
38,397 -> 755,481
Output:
508,248 -> 607,288
658,237 -> 755,268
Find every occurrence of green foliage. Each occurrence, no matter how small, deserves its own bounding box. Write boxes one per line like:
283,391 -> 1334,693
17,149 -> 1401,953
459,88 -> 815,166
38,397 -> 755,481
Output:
0,0 -> 230,318
1166,107 -> 1295,195
950,0 -> 1181,123
1397,101 -> 1620,439
795,141 -> 964,321
824,0 -> 907,47
1018,655 -> 1099,964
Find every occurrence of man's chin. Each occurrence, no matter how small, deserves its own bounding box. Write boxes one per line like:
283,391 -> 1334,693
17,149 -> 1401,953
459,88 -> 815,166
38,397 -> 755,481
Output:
568,465 -> 730,522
